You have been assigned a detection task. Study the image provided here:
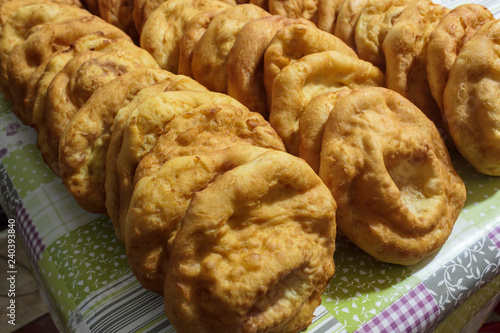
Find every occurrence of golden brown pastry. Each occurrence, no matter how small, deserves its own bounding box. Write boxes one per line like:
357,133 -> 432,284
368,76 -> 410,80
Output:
263,23 -> 357,111
24,33 -> 129,126
0,0 -> 83,25
42,44 -> 158,175
98,0 -> 139,41
162,147 -> 336,332
354,0 -> 411,71
115,91 -> 253,243
31,36 -> 131,175
105,75 -> 208,241
268,0 -> 318,23
7,15 -> 129,124
0,3 -> 90,98
269,50 -> 384,155
227,15 -> 313,117
427,4 -> 494,113
133,0 -> 236,34
319,87 -> 466,265
134,102 -> 286,182
139,0 -> 232,73
316,0 -> 344,33
177,8 -> 225,77
58,68 -> 174,214
298,89 -> 351,172
126,145 -> 272,294
191,3 -> 270,92
443,19 -> 500,176
334,0 -> 368,49
382,0 -> 449,128
132,0 -> 163,33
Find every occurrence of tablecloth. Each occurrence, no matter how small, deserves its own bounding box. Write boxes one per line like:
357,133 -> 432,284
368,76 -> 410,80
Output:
1,0 -> 499,332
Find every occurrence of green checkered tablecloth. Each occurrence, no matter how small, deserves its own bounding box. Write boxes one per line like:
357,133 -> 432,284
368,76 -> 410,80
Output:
1,1 -> 499,332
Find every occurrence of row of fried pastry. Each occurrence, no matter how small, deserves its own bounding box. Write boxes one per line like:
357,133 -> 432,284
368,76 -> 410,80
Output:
127,0 -> 499,177
0,0 -> 466,265
0,2 -> 339,332
0,2 -> 469,330
75,0 -> 348,44
114,0 -> 468,268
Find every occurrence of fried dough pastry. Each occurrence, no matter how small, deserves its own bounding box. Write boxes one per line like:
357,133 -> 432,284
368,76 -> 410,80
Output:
133,0 -> 234,34
132,0 -> 163,33
31,36 -> 132,174
140,0 -> 231,73
443,19 -> 500,176
319,87 -> 466,265
227,16 -> 313,117
0,0 -> 83,25
270,50 -> 384,155
382,0 -> 449,128
299,89 -> 351,173
24,33 -> 128,126
127,146 -> 271,294
268,0 -> 318,22
354,0 -> 411,71
334,0 -> 369,49
162,148 -> 336,332
7,16 -> 129,124
191,4 -> 270,93
134,103 -> 286,182
58,68 -> 174,214
263,23 -> 357,111
98,0 -> 139,41
42,45 -> 158,174
177,8 -> 224,78
0,3 -> 90,97
316,0 -> 344,33
29,50 -> 76,132
116,91 -> 252,242
427,4 -> 494,113
105,76 -> 208,241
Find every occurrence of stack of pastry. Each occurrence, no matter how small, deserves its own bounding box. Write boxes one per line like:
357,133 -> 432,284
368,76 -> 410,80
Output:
130,0 -> 469,265
0,1 -> 338,332
5,0 -> 499,331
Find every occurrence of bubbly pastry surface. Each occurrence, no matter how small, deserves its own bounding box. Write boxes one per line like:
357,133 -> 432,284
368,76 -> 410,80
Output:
134,102 -> 286,183
227,15 -> 313,117
443,19 -> 500,176
127,146 -> 270,294
427,4 -> 494,112
161,148 -> 336,332
334,0 -> 369,49
269,50 -> 384,155
7,15 -> 129,124
58,68 -> 172,215
116,91 -> 254,243
319,87 -> 466,265
105,75 -> 208,241
0,3 -> 91,98
177,8 -> 224,78
382,0 -> 449,128
299,89 -> 351,173
42,44 -> 157,176
0,0 -> 83,25
316,0 -> 344,33
140,0 -> 231,73
263,22 -> 357,113
354,0 -> 411,71
191,3 -> 270,93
